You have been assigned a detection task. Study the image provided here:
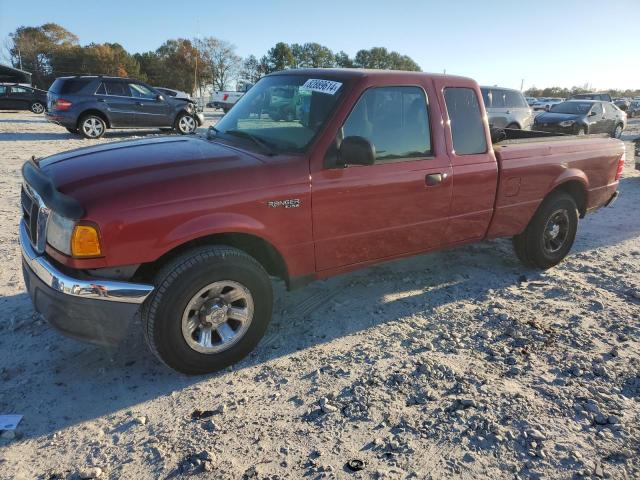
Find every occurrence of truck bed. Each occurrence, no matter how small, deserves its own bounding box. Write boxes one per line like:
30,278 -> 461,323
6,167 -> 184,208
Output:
487,132 -> 624,239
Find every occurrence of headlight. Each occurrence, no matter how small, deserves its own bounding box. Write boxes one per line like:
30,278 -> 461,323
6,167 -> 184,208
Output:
46,211 -> 74,255
559,120 -> 575,127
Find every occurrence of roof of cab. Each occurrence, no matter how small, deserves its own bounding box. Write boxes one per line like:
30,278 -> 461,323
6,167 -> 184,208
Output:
267,68 -> 473,83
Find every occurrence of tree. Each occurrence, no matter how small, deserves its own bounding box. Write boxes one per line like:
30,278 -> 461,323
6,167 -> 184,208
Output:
151,38 -> 207,93
354,47 -> 421,71
264,42 -> 295,73
240,54 -> 263,84
296,43 -> 334,68
8,23 -> 78,86
50,42 -> 144,79
195,37 -> 241,90
334,51 -> 354,68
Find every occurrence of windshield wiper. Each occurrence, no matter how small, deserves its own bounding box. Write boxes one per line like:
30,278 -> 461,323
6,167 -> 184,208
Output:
224,129 -> 277,156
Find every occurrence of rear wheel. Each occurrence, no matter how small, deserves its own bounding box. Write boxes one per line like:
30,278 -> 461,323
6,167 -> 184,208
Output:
30,102 -> 45,114
576,126 -> 587,136
612,123 -> 623,139
513,192 -> 578,269
78,114 -> 106,139
141,246 -> 273,375
506,122 -> 520,129
175,113 -> 197,134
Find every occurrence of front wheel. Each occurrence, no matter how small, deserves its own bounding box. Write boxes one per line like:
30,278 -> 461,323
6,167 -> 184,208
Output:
175,113 -> 197,134
513,192 -> 578,269
141,246 -> 273,375
30,102 -> 45,114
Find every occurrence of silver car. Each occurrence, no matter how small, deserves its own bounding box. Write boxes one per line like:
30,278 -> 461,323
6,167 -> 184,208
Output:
481,86 -> 533,129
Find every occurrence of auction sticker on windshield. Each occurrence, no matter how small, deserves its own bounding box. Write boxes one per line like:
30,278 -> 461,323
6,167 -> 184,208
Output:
301,79 -> 343,95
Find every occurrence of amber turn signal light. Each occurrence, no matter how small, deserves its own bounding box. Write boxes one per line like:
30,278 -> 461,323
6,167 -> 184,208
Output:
71,225 -> 102,257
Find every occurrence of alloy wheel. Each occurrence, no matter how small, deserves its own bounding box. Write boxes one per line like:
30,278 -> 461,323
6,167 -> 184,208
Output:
31,102 -> 45,114
82,117 -> 104,138
543,209 -> 570,254
179,115 -> 196,134
181,280 -> 254,354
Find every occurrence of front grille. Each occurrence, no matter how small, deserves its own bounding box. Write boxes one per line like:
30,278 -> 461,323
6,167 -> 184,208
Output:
21,183 -> 49,253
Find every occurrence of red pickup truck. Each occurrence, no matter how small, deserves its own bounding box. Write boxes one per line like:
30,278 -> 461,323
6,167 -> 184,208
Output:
20,69 -> 624,374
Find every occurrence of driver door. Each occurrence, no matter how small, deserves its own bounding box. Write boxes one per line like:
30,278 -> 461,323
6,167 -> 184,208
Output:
128,82 -> 172,127
311,85 -> 452,271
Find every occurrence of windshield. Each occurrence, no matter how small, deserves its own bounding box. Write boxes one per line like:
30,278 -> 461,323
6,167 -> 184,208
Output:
213,75 -> 346,153
549,102 -> 593,114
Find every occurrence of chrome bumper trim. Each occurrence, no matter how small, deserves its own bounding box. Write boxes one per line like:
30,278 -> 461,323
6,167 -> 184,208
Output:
20,220 -> 153,304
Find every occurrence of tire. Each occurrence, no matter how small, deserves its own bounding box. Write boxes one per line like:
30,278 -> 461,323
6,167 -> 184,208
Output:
66,127 -> 79,134
222,107 -> 230,114
512,192 -> 578,269
78,114 -> 106,139
576,126 -> 587,136
30,102 -> 45,114
506,123 -> 520,130
612,123 -> 623,139
175,112 -> 197,134
141,246 -> 273,375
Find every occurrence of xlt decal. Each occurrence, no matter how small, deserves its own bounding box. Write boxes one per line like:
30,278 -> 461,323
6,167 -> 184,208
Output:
268,199 -> 301,209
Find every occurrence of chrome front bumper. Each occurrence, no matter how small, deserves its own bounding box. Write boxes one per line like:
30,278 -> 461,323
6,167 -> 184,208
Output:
20,220 -> 153,304
20,220 -> 154,345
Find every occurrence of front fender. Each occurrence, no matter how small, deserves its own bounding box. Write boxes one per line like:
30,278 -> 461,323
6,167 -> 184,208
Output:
158,211 -> 279,255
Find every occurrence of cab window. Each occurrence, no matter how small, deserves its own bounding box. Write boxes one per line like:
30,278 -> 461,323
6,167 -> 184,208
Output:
10,86 -> 30,94
104,80 -> 128,96
0,86 -> 6,95
444,87 -> 487,155
342,86 -> 432,163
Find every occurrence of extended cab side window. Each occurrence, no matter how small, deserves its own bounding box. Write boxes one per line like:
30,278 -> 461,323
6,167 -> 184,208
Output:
0,86 -> 6,95
342,86 -> 431,163
444,87 -> 487,155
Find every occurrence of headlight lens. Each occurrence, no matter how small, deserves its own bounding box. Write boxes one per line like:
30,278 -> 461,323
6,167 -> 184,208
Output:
46,211 -> 74,255
559,120 -> 575,127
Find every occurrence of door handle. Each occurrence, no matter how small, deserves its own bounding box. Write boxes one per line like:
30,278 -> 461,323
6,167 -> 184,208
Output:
136,102 -> 144,106
97,98 -> 105,102
425,173 -> 447,186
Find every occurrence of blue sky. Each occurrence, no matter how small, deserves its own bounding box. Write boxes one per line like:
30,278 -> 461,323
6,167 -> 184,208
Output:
1,0 -> 638,90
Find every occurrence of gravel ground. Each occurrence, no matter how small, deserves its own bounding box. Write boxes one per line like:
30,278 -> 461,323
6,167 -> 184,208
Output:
0,111 -> 639,480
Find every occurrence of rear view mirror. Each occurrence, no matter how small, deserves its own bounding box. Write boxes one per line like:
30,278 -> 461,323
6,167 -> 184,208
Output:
339,136 -> 375,166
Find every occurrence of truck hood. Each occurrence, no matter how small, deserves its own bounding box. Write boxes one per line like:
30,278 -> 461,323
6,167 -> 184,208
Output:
38,135 -> 264,213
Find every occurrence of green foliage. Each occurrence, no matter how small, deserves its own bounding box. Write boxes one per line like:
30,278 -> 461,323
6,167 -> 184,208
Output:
354,47 -> 421,71
5,23 -> 423,92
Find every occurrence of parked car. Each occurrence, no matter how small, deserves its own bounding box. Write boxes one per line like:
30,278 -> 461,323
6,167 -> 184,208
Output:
480,86 -> 533,129
525,96 -> 537,106
613,98 -> 630,111
569,92 -> 612,102
45,76 -> 205,139
533,100 -> 626,138
0,84 -> 47,113
628,100 -> 640,118
635,137 -> 640,170
154,87 -> 192,100
19,69 -> 624,374
532,97 -> 564,111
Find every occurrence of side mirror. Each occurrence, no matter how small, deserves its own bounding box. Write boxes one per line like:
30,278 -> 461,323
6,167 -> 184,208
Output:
589,110 -> 597,117
339,136 -> 375,167
156,94 -> 165,102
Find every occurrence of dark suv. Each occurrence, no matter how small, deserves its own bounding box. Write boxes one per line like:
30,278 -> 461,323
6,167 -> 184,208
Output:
0,84 -> 47,113
45,76 -> 205,139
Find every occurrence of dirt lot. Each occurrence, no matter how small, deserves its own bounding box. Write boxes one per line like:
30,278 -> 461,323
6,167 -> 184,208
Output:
0,111 -> 639,480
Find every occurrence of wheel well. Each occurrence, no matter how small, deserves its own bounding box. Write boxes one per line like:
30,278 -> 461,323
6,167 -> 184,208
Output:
551,181 -> 587,217
78,110 -> 110,128
135,233 -> 289,286
506,122 -> 521,129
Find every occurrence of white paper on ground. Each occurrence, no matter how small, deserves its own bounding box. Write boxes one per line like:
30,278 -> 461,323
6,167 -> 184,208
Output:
0,414 -> 23,430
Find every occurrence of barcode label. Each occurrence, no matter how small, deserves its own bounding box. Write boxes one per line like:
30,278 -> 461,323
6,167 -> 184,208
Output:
301,79 -> 343,95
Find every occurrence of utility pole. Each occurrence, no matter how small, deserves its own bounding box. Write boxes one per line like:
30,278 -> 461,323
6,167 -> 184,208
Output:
18,48 -> 23,70
520,78 -> 524,91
